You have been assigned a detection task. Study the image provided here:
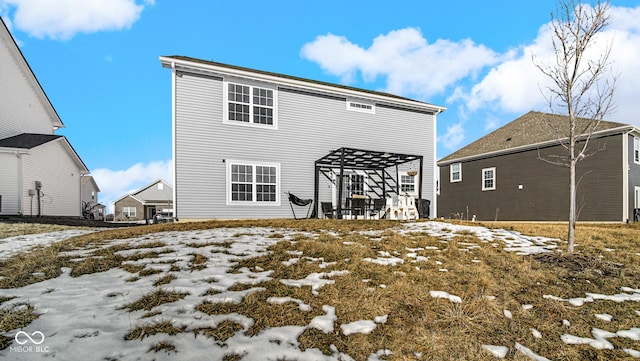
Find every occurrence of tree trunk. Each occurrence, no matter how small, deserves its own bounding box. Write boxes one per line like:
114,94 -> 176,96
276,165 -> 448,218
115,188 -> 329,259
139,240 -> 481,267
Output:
568,159 -> 576,253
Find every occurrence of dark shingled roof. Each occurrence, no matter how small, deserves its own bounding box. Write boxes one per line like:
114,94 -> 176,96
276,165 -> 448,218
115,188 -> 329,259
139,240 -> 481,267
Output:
439,111 -> 628,164
0,133 -> 62,149
164,55 -> 440,108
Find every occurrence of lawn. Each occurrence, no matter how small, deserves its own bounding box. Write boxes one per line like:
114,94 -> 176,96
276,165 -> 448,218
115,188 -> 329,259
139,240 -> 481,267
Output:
0,219 -> 639,360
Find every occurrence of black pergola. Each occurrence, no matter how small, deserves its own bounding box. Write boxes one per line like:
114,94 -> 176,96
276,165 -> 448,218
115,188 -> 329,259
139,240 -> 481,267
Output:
314,147 -> 423,218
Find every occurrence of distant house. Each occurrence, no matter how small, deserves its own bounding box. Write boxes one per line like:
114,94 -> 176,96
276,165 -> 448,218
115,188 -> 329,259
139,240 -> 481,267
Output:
81,176 -> 105,220
159,56 -> 445,220
0,18 -> 89,217
113,179 -> 173,222
437,111 -> 640,222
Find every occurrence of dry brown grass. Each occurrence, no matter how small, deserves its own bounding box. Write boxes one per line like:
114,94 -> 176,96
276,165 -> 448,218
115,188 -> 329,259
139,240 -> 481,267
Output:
1,219 -> 639,359
0,222 -> 82,239
125,289 -> 190,312
0,302 -> 39,350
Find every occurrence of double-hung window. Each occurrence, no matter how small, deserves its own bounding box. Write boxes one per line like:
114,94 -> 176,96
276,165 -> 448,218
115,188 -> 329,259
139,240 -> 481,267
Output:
225,80 -> 277,128
227,161 -> 280,205
400,173 -> 417,195
450,163 -> 462,183
122,207 -> 136,218
634,137 -> 640,164
482,167 -> 496,191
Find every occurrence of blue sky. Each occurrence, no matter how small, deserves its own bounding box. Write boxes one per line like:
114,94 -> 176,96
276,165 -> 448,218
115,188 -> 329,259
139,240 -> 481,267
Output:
2,0 -> 639,211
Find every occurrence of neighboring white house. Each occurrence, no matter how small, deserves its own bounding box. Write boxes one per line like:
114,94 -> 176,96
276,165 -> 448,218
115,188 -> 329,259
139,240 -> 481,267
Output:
160,56 -> 445,220
81,175 -> 105,220
0,18 -> 89,217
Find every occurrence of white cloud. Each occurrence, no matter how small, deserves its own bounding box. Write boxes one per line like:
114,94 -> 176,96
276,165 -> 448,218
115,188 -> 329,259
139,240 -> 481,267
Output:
301,27 -> 505,99
438,122 -> 465,151
0,0 -> 153,40
453,4 -> 640,126
91,159 -> 172,213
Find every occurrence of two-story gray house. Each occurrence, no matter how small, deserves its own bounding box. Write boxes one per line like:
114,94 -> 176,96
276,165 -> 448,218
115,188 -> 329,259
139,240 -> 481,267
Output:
159,56 -> 445,220
438,111 -> 640,222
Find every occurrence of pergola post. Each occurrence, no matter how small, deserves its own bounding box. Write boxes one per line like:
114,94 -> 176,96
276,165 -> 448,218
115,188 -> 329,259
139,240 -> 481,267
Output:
418,156 -> 423,200
336,148 -> 345,219
313,164 -> 320,218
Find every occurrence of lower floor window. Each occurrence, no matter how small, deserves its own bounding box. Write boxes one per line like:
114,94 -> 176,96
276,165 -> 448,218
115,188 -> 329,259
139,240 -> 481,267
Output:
122,206 -> 136,217
400,174 -> 417,195
228,161 -> 280,204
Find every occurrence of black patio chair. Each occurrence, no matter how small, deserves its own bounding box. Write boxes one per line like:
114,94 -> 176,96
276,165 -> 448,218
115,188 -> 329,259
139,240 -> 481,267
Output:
321,202 -> 336,219
286,192 -> 314,220
369,198 -> 386,219
350,198 -> 366,219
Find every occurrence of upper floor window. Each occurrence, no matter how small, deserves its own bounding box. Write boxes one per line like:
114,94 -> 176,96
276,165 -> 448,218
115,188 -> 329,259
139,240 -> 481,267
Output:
224,80 -> 277,128
450,163 -> 462,183
482,167 -> 496,191
227,160 -> 280,205
634,137 -> 640,164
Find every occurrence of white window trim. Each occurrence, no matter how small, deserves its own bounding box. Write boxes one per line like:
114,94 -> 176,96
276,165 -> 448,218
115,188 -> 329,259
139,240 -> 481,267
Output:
482,167 -> 496,191
634,137 -> 640,164
223,78 -> 278,130
346,98 -> 375,114
450,163 -> 462,183
122,206 -> 136,217
399,171 -> 418,196
226,160 -> 281,206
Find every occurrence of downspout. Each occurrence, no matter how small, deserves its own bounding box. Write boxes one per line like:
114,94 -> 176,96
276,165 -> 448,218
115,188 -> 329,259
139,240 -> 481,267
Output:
622,131 -> 630,222
16,151 -> 23,215
432,112 -> 438,220
171,61 -> 178,221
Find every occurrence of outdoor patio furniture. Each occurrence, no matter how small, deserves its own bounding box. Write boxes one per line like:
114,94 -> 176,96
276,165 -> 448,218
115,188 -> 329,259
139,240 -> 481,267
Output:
286,192 -> 314,220
387,195 -> 418,220
321,202 -> 336,219
369,198 -> 386,219
350,197 -> 366,219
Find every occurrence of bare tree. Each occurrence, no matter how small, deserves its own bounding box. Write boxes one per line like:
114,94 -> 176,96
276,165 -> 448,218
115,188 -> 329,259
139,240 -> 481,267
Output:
533,0 -> 616,253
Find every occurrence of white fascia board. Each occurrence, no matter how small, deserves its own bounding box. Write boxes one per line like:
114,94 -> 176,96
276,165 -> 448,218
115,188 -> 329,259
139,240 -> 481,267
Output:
0,147 -> 29,154
160,56 -> 446,114
438,125 -> 634,166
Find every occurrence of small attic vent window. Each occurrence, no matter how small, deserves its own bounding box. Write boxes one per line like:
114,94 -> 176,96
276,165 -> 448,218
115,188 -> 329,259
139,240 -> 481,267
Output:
346,99 -> 375,114
506,137 -> 512,142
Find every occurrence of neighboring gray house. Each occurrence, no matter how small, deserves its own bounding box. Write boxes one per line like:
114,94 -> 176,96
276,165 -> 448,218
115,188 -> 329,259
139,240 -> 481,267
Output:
81,175 -> 105,220
160,56 -> 445,220
0,18 -> 89,217
113,179 -> 173,222
438,111 -> 640,222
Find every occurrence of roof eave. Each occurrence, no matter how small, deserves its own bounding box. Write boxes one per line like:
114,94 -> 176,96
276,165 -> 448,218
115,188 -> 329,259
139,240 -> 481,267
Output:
160,56 -> 446,114
438,124 -> 634,166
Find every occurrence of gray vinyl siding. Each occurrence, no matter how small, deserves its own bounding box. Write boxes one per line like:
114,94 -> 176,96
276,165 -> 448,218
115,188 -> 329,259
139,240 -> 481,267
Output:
627,134 -> 640,220
438,134 -> 623,221
174,71 -> 436,219
135,181 -> 173,204
21,140 -> 83,217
